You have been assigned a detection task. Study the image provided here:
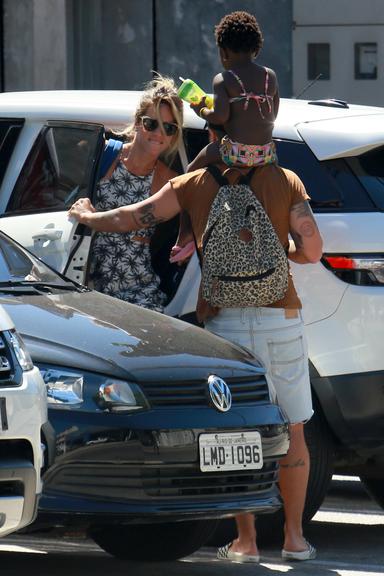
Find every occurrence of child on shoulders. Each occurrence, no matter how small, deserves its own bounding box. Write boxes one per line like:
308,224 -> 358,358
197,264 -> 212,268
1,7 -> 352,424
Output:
170,10 -> 279,263
190,10 -> 279,170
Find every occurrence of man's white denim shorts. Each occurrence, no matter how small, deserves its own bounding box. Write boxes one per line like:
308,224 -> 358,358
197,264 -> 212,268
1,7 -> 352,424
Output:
205,307 -> 313,424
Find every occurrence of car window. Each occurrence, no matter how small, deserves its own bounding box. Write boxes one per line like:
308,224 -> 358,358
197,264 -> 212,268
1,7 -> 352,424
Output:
275,139 -> 375,212
6,124 -> 103,215
183,128 -> 209,163
183,131 -> 377,212
0,119 -> 24,188
345,146 -> 384,210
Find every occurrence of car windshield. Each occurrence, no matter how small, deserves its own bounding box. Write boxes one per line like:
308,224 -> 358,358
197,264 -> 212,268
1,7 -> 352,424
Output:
345,146 -> 384,210
0,232 -> 70,284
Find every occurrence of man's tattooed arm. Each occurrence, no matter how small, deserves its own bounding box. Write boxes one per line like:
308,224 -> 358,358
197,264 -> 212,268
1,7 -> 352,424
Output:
289,200 -> 323,264
69,181 -> 181,233
132,203 -> 165,228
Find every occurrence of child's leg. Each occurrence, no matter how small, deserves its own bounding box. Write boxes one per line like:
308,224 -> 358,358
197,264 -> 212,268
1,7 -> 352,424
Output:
187,141 -> 221,172
169,210 -> 195,264
170,142 -> 221,264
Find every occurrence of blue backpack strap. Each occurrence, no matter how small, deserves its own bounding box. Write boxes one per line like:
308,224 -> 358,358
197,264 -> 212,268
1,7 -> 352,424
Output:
98,138 -> 123,180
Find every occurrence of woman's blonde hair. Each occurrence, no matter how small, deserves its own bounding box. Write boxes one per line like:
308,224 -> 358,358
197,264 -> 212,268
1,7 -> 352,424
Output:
118,73 -> 183,162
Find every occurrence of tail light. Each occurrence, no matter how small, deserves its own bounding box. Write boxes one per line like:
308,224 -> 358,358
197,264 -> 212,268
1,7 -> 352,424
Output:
322,254 -> 384,286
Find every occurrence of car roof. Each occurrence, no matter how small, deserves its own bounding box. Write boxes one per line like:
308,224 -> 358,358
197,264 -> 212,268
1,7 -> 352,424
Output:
0,90 -> 383,159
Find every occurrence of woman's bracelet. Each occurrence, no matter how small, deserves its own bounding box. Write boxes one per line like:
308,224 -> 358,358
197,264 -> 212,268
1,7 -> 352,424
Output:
199,107 -> 209,119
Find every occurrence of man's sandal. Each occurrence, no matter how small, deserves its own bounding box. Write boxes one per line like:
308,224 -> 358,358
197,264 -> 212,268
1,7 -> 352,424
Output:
217,542 -> 260,563
281,541 -> 316,561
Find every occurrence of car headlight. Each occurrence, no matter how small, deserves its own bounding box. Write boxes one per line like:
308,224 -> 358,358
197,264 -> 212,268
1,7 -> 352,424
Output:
9,330 -> 34,371
38,366 -> 149,412
97,380 -> 149,412
40,368 -> 83,406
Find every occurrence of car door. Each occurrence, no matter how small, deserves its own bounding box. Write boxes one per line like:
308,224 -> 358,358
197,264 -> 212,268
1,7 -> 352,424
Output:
0,121 -> 104,274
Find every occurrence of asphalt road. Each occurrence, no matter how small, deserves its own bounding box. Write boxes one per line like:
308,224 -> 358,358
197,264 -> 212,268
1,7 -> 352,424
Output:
1,476 -> 384,575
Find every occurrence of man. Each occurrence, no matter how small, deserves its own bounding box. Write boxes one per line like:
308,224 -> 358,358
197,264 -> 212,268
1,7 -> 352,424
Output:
69,160 -> 323,562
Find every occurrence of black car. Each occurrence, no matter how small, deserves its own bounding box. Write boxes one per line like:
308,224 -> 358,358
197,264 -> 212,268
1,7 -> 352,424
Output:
0,230 -> 289,561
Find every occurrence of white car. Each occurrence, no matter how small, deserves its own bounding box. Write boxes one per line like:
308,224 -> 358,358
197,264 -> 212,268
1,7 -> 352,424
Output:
0,305 -> 48,537
0,90 -> 383,525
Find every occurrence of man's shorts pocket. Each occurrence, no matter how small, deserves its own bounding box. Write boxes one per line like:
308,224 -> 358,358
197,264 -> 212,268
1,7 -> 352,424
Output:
267,335 -> 305,383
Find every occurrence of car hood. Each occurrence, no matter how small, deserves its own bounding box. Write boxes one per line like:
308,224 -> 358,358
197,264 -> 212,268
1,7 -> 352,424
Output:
0,290 -> 262,381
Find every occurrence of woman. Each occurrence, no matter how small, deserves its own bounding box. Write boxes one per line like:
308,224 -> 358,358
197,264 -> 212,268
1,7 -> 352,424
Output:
89,74 -> 183,312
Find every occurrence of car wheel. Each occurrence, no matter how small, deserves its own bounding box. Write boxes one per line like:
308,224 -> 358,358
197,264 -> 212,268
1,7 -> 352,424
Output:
90,519 -> 218,561
208,398 -> 334,546
360,477 -> 384,509
303,396 -> 335,521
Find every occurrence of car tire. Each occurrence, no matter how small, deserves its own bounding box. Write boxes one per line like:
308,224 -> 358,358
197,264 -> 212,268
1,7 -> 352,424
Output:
208,398 -> 334,546
90,519 -> 218,561
303,396 -> 335,522
360,477 -> 384,509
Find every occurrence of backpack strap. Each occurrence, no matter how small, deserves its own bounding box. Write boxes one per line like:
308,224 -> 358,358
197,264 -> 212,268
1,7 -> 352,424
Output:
239,167 -> 257,185
98,138 -> 123,180
206,164 -> 229,186
207,164 -> 257,188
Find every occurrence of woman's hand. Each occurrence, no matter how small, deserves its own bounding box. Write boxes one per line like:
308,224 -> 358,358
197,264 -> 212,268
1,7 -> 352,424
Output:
68,198 -> 96,222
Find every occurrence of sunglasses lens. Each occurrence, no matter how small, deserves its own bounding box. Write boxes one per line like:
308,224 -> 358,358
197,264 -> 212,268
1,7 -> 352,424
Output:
163,123 -> 178,136
142,117 -> 157,132
141,116 -> 178,136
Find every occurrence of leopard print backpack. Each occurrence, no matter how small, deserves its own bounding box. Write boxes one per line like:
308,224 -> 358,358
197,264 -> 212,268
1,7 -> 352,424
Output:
201,165 -> 289,308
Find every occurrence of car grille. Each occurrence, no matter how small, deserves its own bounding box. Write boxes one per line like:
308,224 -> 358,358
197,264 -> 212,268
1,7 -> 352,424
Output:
140,375 -> 270,407
45,460 -> 278,501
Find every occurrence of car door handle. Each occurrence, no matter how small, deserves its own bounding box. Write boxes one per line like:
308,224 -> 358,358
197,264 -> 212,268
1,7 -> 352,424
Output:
32,228 -> 63,241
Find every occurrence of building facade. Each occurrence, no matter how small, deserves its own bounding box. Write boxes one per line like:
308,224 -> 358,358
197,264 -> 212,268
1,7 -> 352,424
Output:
292,0 -> 384,105
1,0 -> 293,96
2,0 -> 383,106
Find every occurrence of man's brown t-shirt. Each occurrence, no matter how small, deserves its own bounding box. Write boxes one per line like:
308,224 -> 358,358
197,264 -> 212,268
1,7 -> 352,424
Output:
170,163 -> 309,322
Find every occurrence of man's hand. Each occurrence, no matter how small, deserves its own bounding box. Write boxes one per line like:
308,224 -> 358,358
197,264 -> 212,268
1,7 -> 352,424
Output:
68,198 -> 96,222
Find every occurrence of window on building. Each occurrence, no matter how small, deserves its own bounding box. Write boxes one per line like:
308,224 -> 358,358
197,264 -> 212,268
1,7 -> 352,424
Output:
355,43 -> 377,79
307,43 -> 330,80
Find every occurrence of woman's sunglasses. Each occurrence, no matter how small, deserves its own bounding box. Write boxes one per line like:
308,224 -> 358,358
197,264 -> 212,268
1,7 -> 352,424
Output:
141,116 -> 179,137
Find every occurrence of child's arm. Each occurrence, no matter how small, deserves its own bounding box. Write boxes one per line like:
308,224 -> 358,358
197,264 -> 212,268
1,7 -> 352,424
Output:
191,73 -> 230,126
268,68 -> 280,118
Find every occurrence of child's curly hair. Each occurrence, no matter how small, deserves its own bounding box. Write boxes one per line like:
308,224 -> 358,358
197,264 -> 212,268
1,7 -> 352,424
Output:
215,11 -> 263,56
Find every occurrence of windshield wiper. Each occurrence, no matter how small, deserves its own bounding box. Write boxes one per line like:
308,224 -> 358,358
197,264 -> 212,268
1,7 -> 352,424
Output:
0,280 -> 88,294
0,281 -> 47,295
26,281 -> 87,292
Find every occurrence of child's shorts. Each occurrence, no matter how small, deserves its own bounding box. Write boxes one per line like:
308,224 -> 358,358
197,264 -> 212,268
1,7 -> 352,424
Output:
220,136 -> 277,168
205,306 -> 313,425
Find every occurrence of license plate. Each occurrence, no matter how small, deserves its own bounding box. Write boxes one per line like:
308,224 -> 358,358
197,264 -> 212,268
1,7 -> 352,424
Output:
199,431 -> 263,472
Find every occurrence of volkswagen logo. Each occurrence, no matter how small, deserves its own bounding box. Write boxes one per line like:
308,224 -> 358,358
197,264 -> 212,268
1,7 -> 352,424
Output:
208,375 -> 232,413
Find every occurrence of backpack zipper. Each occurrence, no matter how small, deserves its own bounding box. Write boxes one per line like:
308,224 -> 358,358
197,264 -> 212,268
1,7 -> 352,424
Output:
217,268 -> 276,282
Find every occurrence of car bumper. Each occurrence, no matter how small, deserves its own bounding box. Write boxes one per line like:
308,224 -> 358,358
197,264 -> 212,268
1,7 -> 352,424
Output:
0,460 -> 38,537
37,404 -> 289,527
0,367 -> 47,536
